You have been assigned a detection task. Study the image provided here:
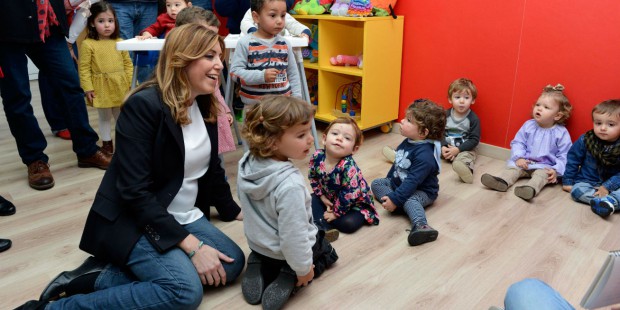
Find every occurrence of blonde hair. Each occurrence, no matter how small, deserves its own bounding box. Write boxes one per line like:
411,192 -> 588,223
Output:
127,23 -> 224,125
448,78 -> 477,100
324,117 -> 363,148
405,99 -> 446,140
242,95 -> 314,158
539,84 -> 572,125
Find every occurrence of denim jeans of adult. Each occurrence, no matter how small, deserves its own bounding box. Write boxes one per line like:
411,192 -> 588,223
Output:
504,278 -> 574,310
48,216 -> 245,309
191,0 -> 212,10
38,72 -> 68,133
110,1 -> 158,84
371,178 -> 434,227
0,29 -> 99,165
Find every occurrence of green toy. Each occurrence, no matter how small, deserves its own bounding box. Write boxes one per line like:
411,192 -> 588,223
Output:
292,0 -> 326,15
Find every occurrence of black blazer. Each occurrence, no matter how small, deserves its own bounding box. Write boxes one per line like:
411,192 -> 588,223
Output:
79,86 -> 241,266
0,0 -> 70,43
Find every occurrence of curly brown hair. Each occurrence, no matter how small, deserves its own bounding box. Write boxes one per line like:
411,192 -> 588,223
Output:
242,95 -> 314,158
405,99 -> 446,140
539,84 -> 572,125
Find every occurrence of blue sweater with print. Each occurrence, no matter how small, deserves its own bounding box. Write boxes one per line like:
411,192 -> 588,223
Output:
386,139 -> 440,207
563,134 -> 620,192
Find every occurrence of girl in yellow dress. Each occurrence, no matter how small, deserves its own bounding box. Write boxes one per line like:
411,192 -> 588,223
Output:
79,1 -> 133,155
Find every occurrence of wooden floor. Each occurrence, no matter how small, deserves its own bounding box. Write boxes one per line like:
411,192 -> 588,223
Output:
1,81 -> 619,309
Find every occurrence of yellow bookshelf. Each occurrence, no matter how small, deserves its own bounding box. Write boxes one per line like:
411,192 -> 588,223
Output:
296,15 -> 404,130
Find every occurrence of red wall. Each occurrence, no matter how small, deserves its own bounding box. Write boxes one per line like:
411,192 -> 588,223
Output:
395,0 -> 620,148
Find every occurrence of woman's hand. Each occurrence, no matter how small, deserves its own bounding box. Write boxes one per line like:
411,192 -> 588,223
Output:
179,235 -> 234,287
323,211 -> 337,222
191,244 -> 234,286
226,112 -> 234,125
319,195 -> 333,209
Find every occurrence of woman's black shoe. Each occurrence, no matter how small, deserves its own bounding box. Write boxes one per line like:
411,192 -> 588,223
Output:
0,195 -> 16,216
0,238 -> 11,253
14,300 -> 48,310
39,256 -> 106,301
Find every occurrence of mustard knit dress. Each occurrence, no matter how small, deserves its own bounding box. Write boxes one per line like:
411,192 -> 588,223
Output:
79,38 -> 133,108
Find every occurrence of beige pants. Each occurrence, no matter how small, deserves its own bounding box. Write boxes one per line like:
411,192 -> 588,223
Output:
453,150 -> 476,169
497,168 -> 549,196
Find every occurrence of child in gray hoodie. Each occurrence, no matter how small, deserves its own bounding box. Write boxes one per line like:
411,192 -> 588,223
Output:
237,95 -> 338,310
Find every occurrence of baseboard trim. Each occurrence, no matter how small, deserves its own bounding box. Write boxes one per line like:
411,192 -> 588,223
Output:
389,123 -> 510,160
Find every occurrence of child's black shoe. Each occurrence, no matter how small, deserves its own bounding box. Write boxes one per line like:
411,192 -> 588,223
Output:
408,224 -> 438,246
242,252 -> 264,305
262,265 -> 297,310
590,196 -> 618,218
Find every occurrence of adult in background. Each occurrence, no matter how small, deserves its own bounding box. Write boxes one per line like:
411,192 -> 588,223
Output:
0,0 -> 111,191
17,24 -> 245,309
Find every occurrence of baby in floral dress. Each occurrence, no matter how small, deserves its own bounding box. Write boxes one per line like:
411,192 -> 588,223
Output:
309,117 -> 379,237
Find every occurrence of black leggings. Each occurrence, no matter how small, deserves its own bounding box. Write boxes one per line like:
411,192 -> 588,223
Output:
311,194 -> 367,233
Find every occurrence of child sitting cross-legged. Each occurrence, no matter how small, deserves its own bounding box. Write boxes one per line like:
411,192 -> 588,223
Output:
563,99 -> 620,218
481,84 -> 573,201
237,95 -> 338,310
308,117 -> 379,238
372,99 -> 446,246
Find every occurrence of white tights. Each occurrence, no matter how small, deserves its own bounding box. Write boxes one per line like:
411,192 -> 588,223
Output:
97,107 -> 121,141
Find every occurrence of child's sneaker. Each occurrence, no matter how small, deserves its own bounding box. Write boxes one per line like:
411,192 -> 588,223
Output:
262,265 -> 297,310
324,229 -> 339,243
514,185 -> 535,200
481,173 -> 509,192
382,146 -> 396,163
241,252 -> 264,305
590,196 -> 618,218
452,160 -> 473,183
407,224 -> 438,246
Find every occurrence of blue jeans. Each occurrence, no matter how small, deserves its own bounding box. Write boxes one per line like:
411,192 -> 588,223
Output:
371,178 -> 434,228
571,182 -> 620,205
38,72 -> 68,133
48,216 -> 245,309
504,278 -> 574,310
191,0 -> 212,10
0,30 -> 99,165
109,1 -> 158,84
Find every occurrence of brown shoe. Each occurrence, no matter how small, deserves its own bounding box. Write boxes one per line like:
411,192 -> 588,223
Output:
78,150 -> 111,170
101,140 -> 113,155
28,160 -> 55,190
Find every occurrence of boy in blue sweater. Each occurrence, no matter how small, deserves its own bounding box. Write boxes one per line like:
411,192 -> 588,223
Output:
562,99 -> 620,218
371,99 -> 446,246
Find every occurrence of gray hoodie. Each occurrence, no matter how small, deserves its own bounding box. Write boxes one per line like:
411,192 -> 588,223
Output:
237,152 -> 318,276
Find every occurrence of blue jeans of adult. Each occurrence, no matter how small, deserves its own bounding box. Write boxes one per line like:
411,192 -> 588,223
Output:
571,182 -> 620,205
311,194 -> 366,233
48,216 -> 245,309
371,178 -> 434,228
0,29 -> 99,165
191,0 -> 212,10
110,1 -> 158,84
504,278 -> 574,310
38,72 -> 68,133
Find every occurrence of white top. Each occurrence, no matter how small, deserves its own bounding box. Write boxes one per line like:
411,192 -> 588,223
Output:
116,38 -> 165,51
167,102 -> 211,224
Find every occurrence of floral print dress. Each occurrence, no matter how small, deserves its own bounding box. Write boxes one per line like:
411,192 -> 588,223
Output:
308,149 -> 379,225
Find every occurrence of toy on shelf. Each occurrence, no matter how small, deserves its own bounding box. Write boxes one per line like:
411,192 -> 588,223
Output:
301,24 -> 319,63
370,0 -> 398,18
348,0 -> 372,16
306,70 -> 319,105
292,0 -> 326,15
333,80 -> 362,120
329,54 -> 363,68
330,0 -> 350,16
